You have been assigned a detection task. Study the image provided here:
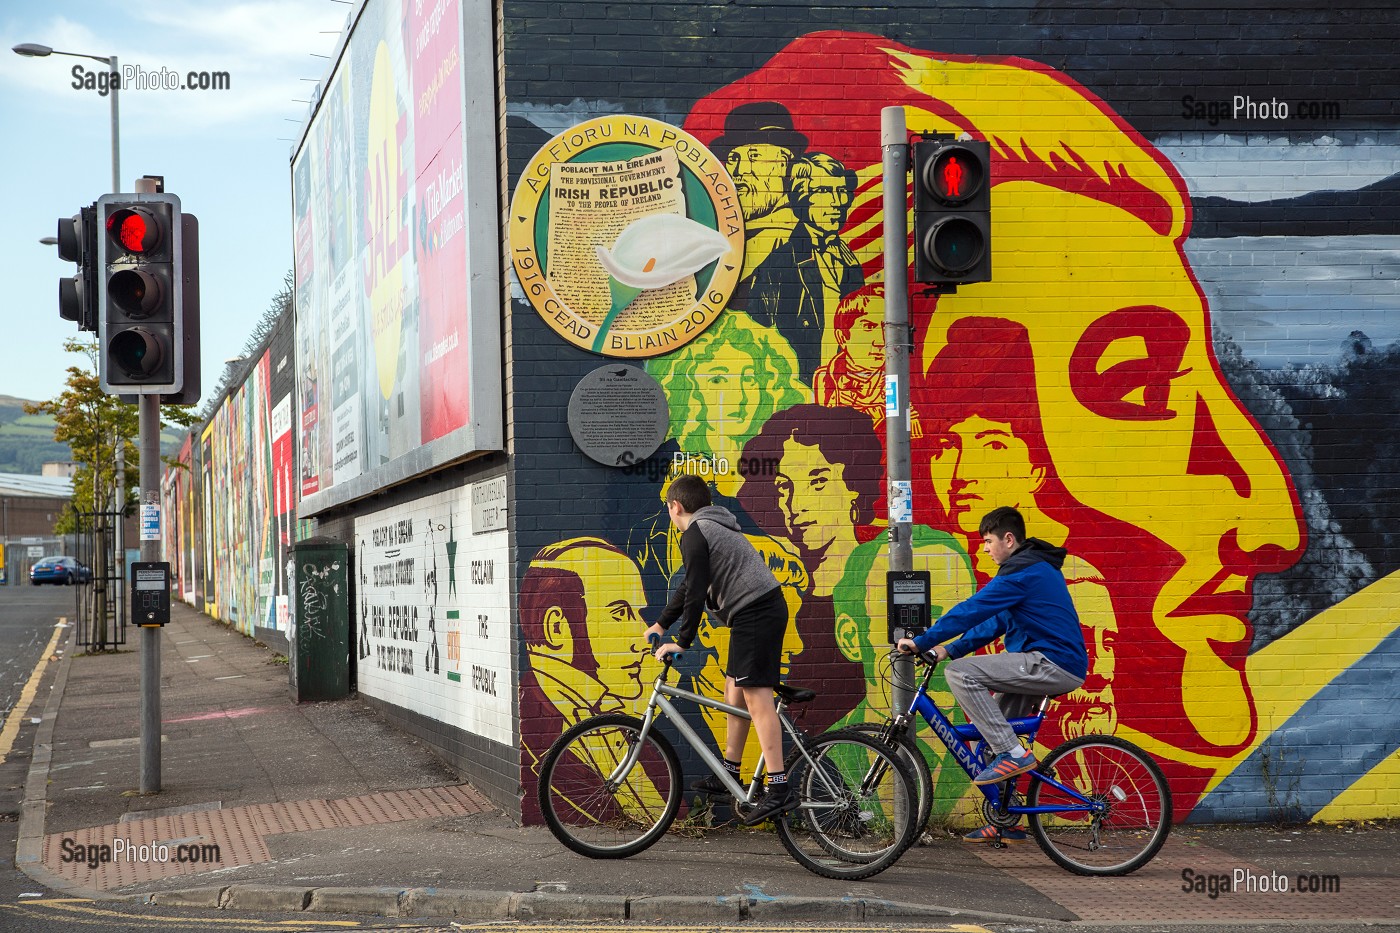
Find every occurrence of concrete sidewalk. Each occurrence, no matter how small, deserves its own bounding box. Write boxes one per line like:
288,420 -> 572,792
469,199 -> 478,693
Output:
15,601 -> 1400,926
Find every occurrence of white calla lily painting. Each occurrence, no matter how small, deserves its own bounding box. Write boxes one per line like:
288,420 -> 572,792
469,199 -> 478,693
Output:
591,213 -> 732,351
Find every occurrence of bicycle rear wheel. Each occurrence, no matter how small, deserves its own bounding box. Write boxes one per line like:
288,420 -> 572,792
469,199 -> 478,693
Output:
1027,735 -> 1171,876
537,713 -> 682,859
845,721 -> 933,839
775,730 -> 919,880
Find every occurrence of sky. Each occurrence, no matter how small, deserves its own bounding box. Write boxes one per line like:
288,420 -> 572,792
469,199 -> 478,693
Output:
1,0 -> 348,405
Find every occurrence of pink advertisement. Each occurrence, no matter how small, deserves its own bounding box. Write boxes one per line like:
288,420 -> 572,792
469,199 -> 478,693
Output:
410,0 -> 471,442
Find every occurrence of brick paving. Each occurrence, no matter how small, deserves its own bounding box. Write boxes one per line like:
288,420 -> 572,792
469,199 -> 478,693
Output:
970,833 -> 1397,921
42,783 -> 492,888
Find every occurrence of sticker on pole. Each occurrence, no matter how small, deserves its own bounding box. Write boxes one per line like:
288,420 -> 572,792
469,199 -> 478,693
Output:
885,375 -> 898,417
890,480 -> 913,524
140,503 -> 161,541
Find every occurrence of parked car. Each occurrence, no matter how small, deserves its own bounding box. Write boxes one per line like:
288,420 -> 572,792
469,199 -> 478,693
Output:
29,556 -> 91,586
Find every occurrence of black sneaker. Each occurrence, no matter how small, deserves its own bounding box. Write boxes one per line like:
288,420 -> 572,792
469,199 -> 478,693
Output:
691,772 -> 732,795
738,783 -> 797,826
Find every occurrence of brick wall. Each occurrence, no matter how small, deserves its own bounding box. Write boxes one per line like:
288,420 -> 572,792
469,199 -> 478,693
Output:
503,2 -> 1400,824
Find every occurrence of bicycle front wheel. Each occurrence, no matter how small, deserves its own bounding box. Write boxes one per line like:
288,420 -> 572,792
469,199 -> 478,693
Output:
775,730 -> 919,880
537,713 -> 682,859
844,722 -> 933,839
1027,735 -> 1172,876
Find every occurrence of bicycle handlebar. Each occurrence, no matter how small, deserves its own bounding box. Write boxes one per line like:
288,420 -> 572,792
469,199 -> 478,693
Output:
647,632 -> 681,666
890,645 -> 940,668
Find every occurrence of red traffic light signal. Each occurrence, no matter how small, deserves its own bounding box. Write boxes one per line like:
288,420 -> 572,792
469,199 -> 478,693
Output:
106,207 -> 164,254
913,139 -> 992,286
97,193 -> 184,395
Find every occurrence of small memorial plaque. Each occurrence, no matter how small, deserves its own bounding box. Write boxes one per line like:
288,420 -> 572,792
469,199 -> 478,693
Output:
567,365 -> 669,468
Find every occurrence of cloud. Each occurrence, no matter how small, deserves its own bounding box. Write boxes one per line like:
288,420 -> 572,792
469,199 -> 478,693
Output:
1,2 -> 347,131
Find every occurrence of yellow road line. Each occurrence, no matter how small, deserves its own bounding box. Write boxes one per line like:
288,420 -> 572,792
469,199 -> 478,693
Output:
445,918 -> 985,924
0,898 -> 369,928
0,619 -> 66,766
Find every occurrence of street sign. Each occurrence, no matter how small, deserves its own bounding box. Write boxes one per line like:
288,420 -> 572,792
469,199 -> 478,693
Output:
140,502 -> 160,541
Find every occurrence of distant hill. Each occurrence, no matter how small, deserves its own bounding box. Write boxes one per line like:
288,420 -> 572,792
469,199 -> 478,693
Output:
0,396 -> 72,474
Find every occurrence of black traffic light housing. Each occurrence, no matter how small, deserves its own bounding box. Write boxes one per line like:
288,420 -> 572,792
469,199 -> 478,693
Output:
118,214 -> 201,406
913,137 -> 992,286
57,205 -> 99,332
97,192 -> 187,395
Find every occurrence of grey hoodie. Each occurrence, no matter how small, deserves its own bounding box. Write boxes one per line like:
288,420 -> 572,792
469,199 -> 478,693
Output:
655,505 -> 781,649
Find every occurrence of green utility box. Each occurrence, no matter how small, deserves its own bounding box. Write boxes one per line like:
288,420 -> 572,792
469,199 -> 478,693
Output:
290,538 -> 351,702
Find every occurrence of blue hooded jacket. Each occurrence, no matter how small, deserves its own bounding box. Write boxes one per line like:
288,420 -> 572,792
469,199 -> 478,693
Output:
911,538 -> 1088,679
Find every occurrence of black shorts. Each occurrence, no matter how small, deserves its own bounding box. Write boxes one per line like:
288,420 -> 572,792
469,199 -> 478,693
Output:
722,587 -> 789,688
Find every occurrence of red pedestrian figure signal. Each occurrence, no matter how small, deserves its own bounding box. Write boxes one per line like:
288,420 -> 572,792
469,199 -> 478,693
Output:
942,156 -> 965,198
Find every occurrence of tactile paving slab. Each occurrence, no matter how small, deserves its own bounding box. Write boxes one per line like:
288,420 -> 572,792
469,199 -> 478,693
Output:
43,784 -> 492,888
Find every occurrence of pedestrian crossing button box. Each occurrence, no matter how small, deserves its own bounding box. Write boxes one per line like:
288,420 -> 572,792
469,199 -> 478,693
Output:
132,561 -> 171,627
887,570 -> 931,643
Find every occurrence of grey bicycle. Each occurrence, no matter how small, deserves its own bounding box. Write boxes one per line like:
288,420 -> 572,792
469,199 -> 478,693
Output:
537,645 -> 920,880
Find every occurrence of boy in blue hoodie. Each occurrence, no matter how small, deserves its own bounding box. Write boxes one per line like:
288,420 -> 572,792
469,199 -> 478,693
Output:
897,506 -> 1088,842
645,474 -> 794,825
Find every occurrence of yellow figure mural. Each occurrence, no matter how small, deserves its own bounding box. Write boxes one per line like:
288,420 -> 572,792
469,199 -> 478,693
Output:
519,537 -> 667,824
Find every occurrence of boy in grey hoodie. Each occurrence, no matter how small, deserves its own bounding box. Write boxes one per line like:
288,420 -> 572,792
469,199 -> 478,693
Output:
646,474 -> 795,824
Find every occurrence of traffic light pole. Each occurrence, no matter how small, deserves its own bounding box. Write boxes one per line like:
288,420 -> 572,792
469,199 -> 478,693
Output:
134,175 -> 161,795
138,393 -> 161,793
881,106 -> 915,715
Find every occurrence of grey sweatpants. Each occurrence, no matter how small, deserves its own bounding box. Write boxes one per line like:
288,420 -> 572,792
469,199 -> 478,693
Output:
944,651 -> 1084,755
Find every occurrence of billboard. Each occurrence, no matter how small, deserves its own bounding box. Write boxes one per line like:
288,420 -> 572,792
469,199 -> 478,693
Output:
291,0 -> 502,513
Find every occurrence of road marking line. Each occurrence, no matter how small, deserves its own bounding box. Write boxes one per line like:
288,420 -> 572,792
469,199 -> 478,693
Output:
0,619 -> 65,767
3,897 -> 367,927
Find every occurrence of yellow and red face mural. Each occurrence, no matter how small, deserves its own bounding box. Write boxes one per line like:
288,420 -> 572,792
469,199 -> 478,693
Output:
514,31 -> 1399,825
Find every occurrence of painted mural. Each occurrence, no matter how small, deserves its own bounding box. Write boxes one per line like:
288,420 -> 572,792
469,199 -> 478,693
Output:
353,482 -> 513,746
165,318 -> 301,640
511,31 -> 1400,825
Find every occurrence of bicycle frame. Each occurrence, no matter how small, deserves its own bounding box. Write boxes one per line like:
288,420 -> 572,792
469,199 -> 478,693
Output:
603,660 -> 806,805
898,666 -> 1107,818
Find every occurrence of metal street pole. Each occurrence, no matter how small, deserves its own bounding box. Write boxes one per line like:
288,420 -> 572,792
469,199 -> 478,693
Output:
881,106 -> 915,715
108,55 -> 120,192
135,175 -> 160,794
15,42 -> 124,643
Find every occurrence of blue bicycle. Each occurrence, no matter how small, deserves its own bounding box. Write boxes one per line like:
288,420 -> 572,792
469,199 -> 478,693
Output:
842,650 -> 1171,876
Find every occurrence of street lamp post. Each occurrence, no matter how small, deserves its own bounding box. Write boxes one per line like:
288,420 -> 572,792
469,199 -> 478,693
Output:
18,43 -> 137,780
12,43 -> 120,192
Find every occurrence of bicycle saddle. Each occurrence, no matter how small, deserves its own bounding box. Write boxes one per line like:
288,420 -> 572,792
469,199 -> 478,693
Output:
774,683 -> 816,705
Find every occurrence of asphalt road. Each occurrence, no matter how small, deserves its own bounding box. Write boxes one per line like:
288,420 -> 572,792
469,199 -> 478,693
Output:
0,585 -> 71,723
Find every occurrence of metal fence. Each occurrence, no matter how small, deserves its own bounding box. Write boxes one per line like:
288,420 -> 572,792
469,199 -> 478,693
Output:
75,510 -> 125,651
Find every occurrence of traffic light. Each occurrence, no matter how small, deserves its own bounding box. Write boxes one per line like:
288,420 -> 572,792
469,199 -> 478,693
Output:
97,193 -> 185,395
57,205 -> 98,331
913,138 -> 991,286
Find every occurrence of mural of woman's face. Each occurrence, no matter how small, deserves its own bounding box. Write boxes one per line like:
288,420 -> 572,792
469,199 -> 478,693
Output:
927,414 -> 1044,536
773,437 -> 859,556
929,183 -> 1305,745
693,351 -> 761,440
